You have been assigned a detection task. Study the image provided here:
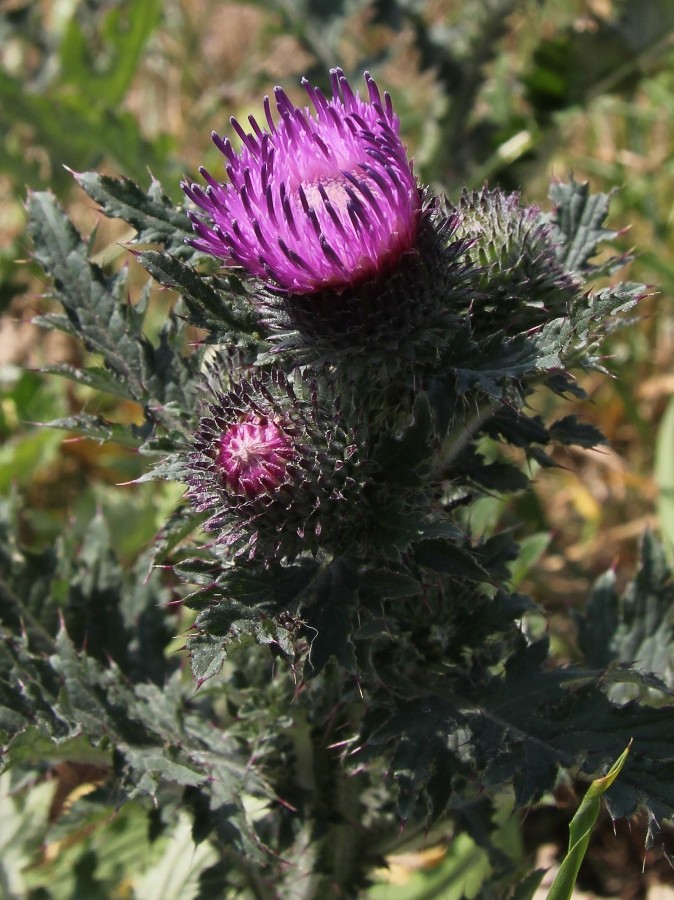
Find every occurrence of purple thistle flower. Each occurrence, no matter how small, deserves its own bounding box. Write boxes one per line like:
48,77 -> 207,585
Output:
258,194 -> 478,363
182,68 -> 420,294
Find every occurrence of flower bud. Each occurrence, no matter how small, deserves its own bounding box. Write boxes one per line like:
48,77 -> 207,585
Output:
186,369 -> 366,562
451,188 -> 580,335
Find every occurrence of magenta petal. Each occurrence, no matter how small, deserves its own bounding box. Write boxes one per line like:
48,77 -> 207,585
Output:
219,417 -> 295,498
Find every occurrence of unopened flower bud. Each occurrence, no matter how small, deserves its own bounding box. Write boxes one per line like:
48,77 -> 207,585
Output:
186,369 -> 366,562
452,188 -> 580,334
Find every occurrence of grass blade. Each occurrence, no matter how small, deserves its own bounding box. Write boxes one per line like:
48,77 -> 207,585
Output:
546,741 -> 632,900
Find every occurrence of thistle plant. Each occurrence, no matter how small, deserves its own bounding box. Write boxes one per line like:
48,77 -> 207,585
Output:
5,66 -> 674,898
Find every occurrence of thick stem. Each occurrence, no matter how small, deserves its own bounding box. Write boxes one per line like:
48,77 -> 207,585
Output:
287,683 -> 371,897
430,399 -> 498,480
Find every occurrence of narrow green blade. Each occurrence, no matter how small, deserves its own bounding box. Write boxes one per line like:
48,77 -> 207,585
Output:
546,742 -> 632,900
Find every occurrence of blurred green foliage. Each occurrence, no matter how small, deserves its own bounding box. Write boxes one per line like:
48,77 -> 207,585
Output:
0,0 -> 172,193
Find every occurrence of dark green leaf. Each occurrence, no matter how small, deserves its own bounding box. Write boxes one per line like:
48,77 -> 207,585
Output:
188,633 -> 228,685
27,191 -> 148,402
137,249 -> 259,338
471,639 -> 674,817
579,531 -> 674,697
548,179 -> 617,274
412,536 -> 491,582
41,414 -> 145,446
303,557 -> 359,675
549,415 -> 606,449
73,171 -> 194,258
357,568 -> 423,601
41,363 -> 140,401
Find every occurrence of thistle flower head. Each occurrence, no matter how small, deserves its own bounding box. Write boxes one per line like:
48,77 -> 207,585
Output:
182,68 -> 420,294
186,368 -> 366,562
452,188 -> 581,333
259,194 -> 476,365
